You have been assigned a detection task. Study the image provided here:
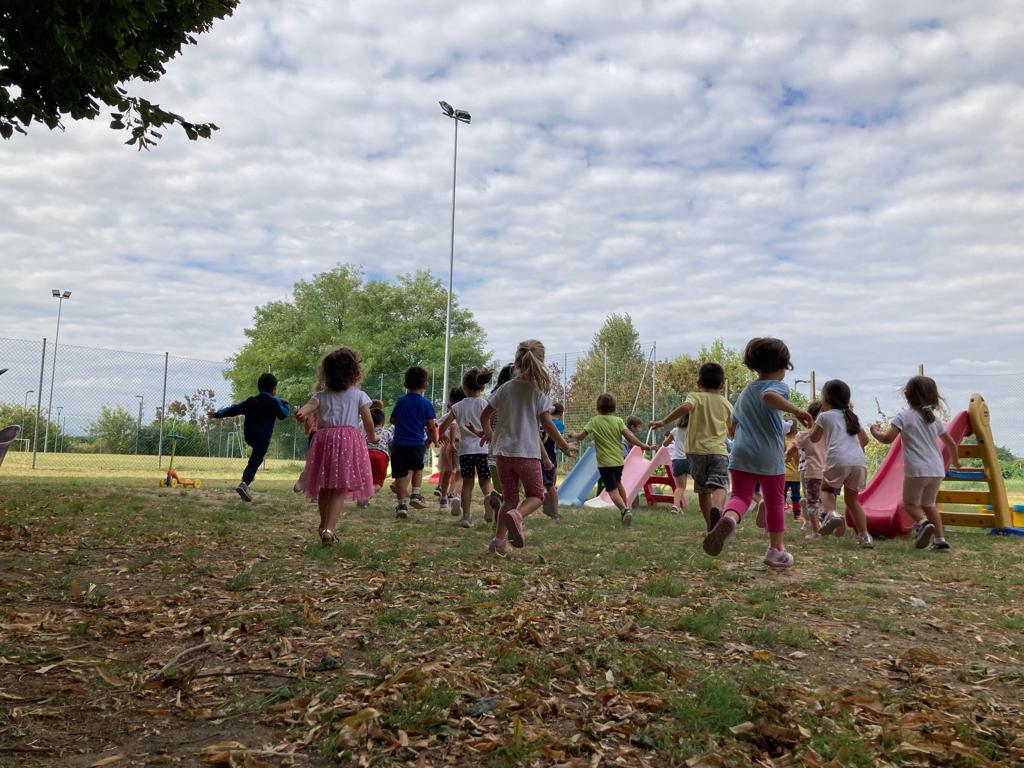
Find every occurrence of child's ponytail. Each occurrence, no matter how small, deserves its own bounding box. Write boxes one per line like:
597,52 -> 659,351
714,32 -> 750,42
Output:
462,367 -> 493,394
904,375 -> 943,425
822,379 -> 860,436
514,339 -> 551,394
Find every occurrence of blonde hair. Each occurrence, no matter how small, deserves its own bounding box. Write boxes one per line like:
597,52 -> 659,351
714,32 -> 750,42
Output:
514,339 -> 551,394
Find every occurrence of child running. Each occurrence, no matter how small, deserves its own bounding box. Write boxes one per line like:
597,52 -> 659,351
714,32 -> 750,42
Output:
662,412 -> 690,514
209,372 -> 290,501
359,401 -> 392,508
788,401 -> 832,537
811,379 -> 873,547
483,364 -> 515,523
438,369 -> 494,528
294,347 -> 376,545
541,402 -> 566,519
783,420 -> 803,521
389,366 -> 439,519
479,340 -> 576,555
702,338 -> 812,569
436,387 -> 464,514
569,394 -> 657,526
651,362 -> 733,531
870,376 -> 960,550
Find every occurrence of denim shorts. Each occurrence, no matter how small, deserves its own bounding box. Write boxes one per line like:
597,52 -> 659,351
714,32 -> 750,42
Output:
671,458 -> 691,478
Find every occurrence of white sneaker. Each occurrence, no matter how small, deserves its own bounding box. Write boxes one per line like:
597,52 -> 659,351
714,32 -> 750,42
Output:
409,494 -> 427,509
763,547 -> 794,569
913,521 -> 935,549
819,513 -> 842,536
450,497 -> 462,518
620,508 -> 633,526
858,532 -> 875,549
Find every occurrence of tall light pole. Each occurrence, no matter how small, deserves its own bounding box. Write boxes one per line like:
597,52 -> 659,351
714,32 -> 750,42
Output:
43,289 -> 71,452
438,100 -> 471,410
22,389 -> 33,447
135,395 -> 144,454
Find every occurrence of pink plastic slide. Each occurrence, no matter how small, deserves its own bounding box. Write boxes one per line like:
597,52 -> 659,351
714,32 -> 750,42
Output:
584,446 -> 672,509
859,410 -> 970,537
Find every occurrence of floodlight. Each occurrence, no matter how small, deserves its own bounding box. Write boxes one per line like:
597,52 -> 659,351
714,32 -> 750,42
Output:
62,290 -> 71,298
454,109 -> 471,123
52,289 -> 60,297
439,101 -> 454,116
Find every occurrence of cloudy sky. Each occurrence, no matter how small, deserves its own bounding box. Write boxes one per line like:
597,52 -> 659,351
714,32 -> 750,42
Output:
3,1 -> 1023,397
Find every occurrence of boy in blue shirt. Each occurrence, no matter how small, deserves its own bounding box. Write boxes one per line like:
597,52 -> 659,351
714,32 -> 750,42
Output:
209,372 -> 290,501
390,366 -> 439,518
541,402 -> 566,518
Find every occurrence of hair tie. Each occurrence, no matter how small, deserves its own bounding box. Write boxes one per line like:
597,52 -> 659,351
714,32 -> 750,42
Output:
921,405 -> 934,413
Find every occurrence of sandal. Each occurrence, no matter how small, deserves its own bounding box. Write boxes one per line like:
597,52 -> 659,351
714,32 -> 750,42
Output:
319,528 -> 337,546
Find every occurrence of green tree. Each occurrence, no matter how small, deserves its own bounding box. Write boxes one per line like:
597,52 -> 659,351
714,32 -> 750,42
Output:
661,338 -> 755,404
87,405 -> 137,453
565,314 -> 648,430
0,402 -> 59,450
225,265 -> 490,408
1,1 -> 237,147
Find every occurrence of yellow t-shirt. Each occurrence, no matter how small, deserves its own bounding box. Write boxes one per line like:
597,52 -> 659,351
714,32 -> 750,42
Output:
684,392 -> 733,456
785,434 -> 800,481
585,414 -> 627,467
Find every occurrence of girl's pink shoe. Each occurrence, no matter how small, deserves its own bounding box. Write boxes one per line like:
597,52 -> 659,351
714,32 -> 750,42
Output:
504,509 -> 525,548
488,538 -> 513,556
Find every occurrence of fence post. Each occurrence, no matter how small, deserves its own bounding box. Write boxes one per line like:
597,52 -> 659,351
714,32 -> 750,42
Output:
31,338 -> 47,470
430,368 -> 435,406
563,352 -> 568,416
157,352 -> 169,469
380,373 -> 384,401
809,370 -> 816,401
603,347 -> 608,392
651,341 -> 657,422
917,363 -> 924,376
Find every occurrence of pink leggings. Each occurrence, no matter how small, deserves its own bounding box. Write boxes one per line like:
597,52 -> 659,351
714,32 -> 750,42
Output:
725,470 -> 786,534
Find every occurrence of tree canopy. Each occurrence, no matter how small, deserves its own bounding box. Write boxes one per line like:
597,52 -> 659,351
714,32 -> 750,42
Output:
0,1 -> 237,147
225,265 -> 490,407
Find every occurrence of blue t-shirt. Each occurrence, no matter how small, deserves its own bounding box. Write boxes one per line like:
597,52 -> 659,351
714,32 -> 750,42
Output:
390,392 -> 436,447
543,417 -> 565,461
729,380 -> 790,476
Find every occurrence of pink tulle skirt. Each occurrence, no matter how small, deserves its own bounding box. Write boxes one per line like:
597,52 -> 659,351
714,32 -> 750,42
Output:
304,426 -> 374,502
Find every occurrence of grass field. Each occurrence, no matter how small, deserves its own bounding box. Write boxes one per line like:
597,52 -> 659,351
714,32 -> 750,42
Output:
2,475 -> 1023,767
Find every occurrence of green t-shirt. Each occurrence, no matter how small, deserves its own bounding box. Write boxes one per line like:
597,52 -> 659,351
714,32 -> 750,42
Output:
585,414 -> 627,467
684,392 -> 733,456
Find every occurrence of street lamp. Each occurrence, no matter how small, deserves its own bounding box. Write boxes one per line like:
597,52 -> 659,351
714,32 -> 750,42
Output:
438,100 -> 471,412
43,289 -> 71,452
135,395 -> 144,454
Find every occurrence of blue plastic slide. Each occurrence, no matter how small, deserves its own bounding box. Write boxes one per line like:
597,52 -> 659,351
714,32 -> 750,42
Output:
557,446 -> 599,507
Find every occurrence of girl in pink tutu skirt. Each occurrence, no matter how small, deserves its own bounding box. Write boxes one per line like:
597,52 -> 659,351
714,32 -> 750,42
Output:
295,347 -> 376,545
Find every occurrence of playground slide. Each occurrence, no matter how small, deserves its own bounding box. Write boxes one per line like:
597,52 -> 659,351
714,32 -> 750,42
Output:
860,410 -> 971,537
584,446 -> 672,509
558,446 -> 599,506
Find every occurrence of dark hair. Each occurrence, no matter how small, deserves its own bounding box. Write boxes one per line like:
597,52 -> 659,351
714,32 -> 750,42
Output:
370,399 -> 384,411
743,337 -> 793,374
626,415 -> 643,430
596,393 -> 616,414
462,367 -> 493,393
904,376 -> 943,424
698,362 -> 725,390
492,363 -> 515,393
318,347 -> 363,391
257,372 -> 277,393
807,400 -> 822,420
821,379 -> 860,435
449,386 -> 466,405
370,406 -> 385,427
404,366 -> 428,390
551,402 -> 565,416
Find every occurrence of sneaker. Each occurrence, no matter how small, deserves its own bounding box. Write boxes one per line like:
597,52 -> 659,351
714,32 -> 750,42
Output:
708,507 -> 722,532
703,514 -> 737,557
409,494 -> 427,510
356,499 -> 369,509
858,532 -> 875,549
669,506 -> 681,515
395,503 -> 409,520
755,500 -> 766,529
319,528 -> 337,546
488,538 -> 514,557
931,539 -> 951,551
504,509 -> 526,548
484,495 -> 498,523
819,513 -> 842,536
459,516 -> 473,529
763,547 -> 795,570
621,507 -> 633,526
236,482 -> 253,502
450,496 -> 462,518
913,521 -> 935,549
433,488 -> 442,497
293,478 -> 304,494
793,514 -> 804,524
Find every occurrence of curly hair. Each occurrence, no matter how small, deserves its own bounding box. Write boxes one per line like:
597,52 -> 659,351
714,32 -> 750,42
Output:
317,347 -> 363,392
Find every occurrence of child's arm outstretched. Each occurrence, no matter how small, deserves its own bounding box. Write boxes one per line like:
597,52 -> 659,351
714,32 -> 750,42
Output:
208,400 -> 246,420
622,427 -> 656,452
360,404 -> 375,443
857,428 -> 869,449
650,402 -> 693,430
566,428 -> 588,441
870,423 -> 898,444
784,441 -> 800,462
762,391 -> 813,428
541,412 -> 577,455
425,417 -> 439,446
436,411 -> 456,444
294,399 -> 318,423
662,432 -> 674,448
940,431 -> 962,470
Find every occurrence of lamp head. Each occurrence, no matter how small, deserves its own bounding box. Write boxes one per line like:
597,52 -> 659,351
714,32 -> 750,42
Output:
52,289 -> 60,297
62,291 -> 71,298
439,101 -> 454,116
454,109 -> 471,123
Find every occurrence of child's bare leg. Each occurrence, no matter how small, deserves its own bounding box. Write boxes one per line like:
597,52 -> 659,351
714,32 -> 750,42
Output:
673,476 -> 687,509
461,476 -> 475,516
710,485 -> 727,514
923,504 -> 946,540
698,492 -> 712,526
844,488 -> 868,535
822,484 -> 838,515
518,495 -> 543,519
395,476 -> 410,502
608,487 -> 628,512
411,469 -> 423,496
325,490 -> 345,532
318,491 -> 331,532
903,501 -> 926,524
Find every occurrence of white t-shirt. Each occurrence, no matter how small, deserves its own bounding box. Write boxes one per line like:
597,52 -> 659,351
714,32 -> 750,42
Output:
487,379 -> 553,459
668,427 -> 688,461
892,408 -> 946,477
313,388 -> 372,428
816,409 -> 865,470
450,396 -> 489,456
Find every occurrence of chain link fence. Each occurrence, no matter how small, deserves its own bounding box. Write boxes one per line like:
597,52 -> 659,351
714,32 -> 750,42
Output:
2,336 -> 1022,481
